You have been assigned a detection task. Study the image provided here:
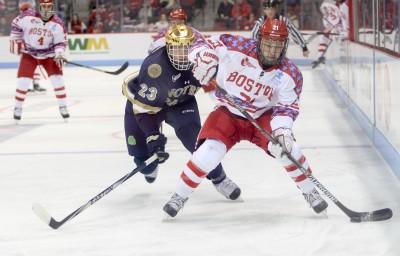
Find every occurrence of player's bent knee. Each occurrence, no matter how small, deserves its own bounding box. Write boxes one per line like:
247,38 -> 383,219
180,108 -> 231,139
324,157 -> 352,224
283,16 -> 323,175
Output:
191,139 -> 227,173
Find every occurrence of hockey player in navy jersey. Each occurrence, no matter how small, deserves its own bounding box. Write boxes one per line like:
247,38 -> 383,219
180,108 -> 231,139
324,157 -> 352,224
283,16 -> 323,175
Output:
122,24 -> 241,200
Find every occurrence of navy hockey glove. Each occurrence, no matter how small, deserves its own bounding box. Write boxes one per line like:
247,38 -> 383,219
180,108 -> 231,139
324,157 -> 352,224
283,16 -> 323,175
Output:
146,133 -> 169,163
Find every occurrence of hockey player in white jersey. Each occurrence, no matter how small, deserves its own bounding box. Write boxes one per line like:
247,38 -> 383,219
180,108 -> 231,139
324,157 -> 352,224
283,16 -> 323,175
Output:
10,0 -> 69,122
18,1 -> 47,94
312,0 -> 349,68
163,18 -> 328,218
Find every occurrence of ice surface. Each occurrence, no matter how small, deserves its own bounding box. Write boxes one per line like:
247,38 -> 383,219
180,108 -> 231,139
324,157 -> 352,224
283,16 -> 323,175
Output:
0,65 -> 399,256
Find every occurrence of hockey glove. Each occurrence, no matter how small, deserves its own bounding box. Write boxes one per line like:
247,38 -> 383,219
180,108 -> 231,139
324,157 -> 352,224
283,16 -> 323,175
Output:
10,40 -> 25,55
54,53 -> 67,69
268,128 -> 294,158
192,49 -> 219,85
146,133 -> 169,163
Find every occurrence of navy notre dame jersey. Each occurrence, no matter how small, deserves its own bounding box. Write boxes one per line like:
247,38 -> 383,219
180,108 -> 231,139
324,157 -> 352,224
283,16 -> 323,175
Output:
124,47 -> 202,115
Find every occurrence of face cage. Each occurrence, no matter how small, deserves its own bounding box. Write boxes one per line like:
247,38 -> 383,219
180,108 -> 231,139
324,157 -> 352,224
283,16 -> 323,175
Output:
166,44 -> 191,71
39,3 -> 54,20
259,37 -> 288,66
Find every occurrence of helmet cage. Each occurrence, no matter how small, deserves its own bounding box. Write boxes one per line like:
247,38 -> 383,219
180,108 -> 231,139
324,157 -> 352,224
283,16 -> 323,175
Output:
258,36 -> 288,66
39,2 -> 54,20
165,24 -> 194,71
166,44 -> 191,71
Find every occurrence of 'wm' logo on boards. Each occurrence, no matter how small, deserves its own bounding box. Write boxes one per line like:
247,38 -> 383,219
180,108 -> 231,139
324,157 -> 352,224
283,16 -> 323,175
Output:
68,38 -> 109,51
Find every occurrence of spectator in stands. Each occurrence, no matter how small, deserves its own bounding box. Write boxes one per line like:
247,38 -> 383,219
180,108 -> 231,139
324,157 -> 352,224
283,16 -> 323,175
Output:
87,4 -> 107,33
241,12 -> 257,30
122,4 -> 136,25
180,0 -> 195,22
0,16 -> 9,36
153,13 -> 169,31
105,12 -> 120,32
286,0 -> 300,28
216,0 -> 234,29
128,0 -> 143,21
5,0 -> 17,12
0,0 -> 5,15
68,13 -> 87,34
231,0 -> 252,29
134,2 -> 155,32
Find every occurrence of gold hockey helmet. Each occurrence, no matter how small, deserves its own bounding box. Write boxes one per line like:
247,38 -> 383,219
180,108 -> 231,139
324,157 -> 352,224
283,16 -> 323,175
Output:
165,24 -> 195,71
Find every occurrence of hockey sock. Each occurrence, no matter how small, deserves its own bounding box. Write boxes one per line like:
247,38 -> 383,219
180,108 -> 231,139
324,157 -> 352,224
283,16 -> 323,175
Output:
176,139 -> 227,198
49,75 -> 67,107
277,143 -> 315,194
318,35 -> 331,58
15,77 -> 32,108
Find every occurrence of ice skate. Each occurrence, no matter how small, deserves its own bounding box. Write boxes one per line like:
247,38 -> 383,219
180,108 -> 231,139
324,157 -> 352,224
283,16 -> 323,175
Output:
163,193 -> 188,218
213,177 -> 241,200
311,56 -> 325,69
303,188 -> 328,214
33,82 -> 46,92
13,107 -> 22,123
59,106 -> 70,120
144,167 -> 158,183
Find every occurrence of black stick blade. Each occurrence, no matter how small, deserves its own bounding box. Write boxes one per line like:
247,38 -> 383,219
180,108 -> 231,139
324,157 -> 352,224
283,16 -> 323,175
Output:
350,208 -> 393,223
106,61 -> 129,75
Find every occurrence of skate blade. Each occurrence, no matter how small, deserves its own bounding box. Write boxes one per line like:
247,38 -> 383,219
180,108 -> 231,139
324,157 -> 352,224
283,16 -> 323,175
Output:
162,213 -> 176,222
233,196 -> 244,203
317,209 -> 328,218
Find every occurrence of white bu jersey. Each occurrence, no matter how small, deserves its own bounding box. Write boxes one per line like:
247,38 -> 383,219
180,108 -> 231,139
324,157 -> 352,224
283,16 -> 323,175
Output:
10,9 -> 67,59
190,34 -> 303,131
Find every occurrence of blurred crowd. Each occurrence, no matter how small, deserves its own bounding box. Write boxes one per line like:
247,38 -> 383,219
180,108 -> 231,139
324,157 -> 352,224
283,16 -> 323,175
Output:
0,0 -> 399,52
0,0 -> 320,35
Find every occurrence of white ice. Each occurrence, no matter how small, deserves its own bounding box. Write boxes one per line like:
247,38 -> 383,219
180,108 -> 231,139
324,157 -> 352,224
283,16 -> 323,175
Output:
0,65 -> 399,256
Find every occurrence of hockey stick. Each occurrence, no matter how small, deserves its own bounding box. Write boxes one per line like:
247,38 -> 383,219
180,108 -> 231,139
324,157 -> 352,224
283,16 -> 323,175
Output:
32,154 -> 158,229
302,32 -> 340,43
66,61 -> 129,75
218,87 -> 393,222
